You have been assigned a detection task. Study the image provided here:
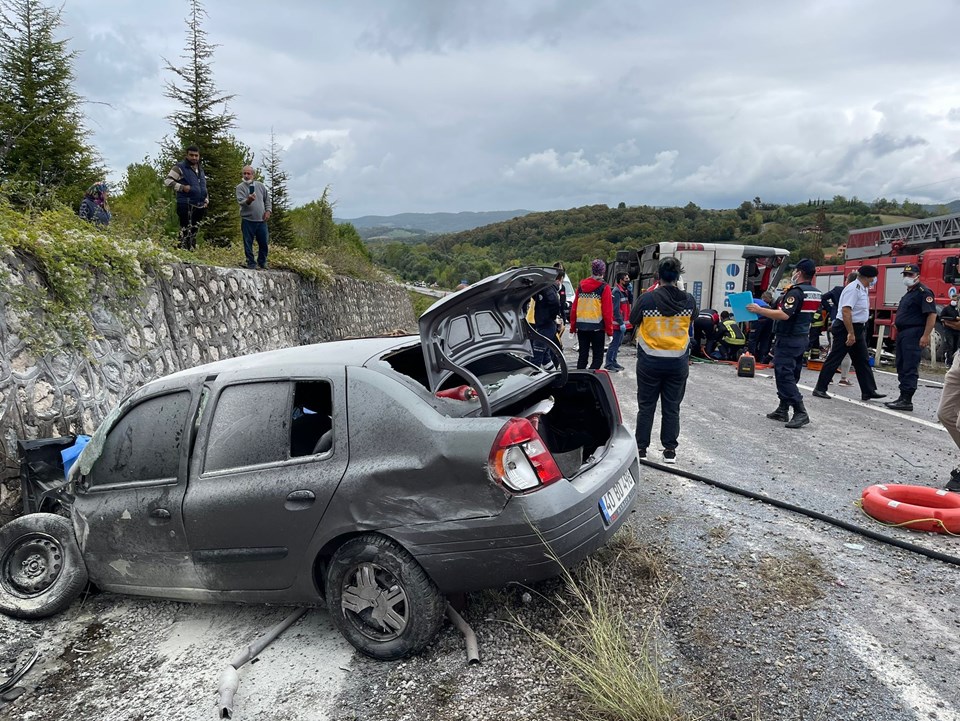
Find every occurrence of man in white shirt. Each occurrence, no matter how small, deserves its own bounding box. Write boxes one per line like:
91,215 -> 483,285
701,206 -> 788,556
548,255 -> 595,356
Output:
811,265 -> 886,401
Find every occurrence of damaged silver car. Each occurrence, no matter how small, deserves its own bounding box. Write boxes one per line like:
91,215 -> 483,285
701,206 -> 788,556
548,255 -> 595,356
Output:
0,267 -> 640,659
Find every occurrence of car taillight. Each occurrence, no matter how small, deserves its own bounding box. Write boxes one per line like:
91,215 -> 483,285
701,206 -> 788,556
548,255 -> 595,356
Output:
488,417 -> 563,493
594,369 -> 623,425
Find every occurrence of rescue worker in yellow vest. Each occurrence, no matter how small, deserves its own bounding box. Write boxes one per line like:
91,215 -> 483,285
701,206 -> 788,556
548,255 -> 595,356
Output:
807,307 -> 827,361
629,257 -> 697,464
717,311 -> 746,360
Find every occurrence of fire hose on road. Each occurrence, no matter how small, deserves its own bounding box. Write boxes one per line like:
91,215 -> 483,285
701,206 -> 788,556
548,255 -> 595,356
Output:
639,458 -> 960,568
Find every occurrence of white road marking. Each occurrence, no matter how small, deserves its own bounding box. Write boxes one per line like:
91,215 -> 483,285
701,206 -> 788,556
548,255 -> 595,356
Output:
718,369 -> 945,431
793,383 -> 946,431
874,367 -> 946,387
838,624 -> 960,721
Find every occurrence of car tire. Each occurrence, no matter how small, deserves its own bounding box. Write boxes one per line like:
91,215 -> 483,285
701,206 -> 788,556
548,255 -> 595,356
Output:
325,534 -> 445,660
0,513 -> 88,619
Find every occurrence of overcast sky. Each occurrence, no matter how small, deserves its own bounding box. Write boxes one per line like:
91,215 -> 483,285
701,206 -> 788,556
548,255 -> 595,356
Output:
62,0 -> 960,217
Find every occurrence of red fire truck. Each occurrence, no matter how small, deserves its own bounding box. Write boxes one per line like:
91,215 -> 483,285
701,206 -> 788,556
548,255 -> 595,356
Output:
815,212 -> 960,348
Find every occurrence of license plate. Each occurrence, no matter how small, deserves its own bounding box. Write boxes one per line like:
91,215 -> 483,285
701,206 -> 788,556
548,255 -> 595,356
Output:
599,469 -> 635,524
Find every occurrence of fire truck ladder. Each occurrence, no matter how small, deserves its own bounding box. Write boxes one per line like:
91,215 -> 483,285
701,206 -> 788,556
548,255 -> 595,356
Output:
846,212 -> 960,260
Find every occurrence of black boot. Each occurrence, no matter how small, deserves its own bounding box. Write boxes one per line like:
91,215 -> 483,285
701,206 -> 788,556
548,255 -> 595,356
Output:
766,399 -> 790,422
884,391 -> 914,412
785,400 -> 810,429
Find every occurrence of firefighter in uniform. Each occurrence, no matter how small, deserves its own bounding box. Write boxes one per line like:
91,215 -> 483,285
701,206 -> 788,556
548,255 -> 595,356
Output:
807,307 -> 827,361
747,259 -> 822,428
885,264 -> 937,412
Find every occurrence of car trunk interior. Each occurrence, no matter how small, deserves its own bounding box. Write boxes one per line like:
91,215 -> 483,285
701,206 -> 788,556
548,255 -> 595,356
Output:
382,346 -> 614,477
497,373 -> 614,478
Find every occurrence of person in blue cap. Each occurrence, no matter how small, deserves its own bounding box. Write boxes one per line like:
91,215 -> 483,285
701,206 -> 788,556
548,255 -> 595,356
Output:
747,259 -> 822,428
885,264 -> 937,412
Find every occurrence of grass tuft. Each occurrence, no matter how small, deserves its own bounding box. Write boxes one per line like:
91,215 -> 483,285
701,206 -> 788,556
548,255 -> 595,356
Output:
518,557 -> 687,721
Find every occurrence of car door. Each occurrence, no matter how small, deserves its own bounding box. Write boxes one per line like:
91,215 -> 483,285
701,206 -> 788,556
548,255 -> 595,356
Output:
72,382 -> 204,593
182,374 -> 349,591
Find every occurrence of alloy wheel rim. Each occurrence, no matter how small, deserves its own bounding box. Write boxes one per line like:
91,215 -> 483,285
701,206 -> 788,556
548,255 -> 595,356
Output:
340,561 -> 408,641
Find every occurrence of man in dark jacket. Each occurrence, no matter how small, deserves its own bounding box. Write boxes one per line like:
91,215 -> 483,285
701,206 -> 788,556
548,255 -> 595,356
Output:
531,272 -> 562,367
748,291 -> 774,363
630,257 -> 697,463
885,264 -> 938,411
605,273 -> 630,371
940,297 -> 960,366
747,259 -> 822,428
164,144 -> 209,250
692,308 -> 720,358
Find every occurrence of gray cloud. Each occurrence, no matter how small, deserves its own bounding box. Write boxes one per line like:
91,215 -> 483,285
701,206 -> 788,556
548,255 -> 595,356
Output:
52,0 -> 960,214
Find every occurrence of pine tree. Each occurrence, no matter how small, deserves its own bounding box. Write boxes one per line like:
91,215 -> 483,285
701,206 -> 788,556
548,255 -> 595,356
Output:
262,128 -> 293,246
0,0 -> 101,207
162,0 -> 245,246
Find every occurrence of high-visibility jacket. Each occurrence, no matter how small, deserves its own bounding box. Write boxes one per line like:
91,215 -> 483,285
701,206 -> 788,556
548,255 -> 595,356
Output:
720,319 -> 746,346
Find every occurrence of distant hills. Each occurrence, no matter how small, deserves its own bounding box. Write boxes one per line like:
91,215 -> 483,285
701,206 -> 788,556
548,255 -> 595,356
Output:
337,209 -> 532,239
922,199 -> 960,215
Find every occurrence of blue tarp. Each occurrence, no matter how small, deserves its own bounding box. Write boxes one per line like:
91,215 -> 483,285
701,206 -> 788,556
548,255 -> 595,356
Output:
61,435 -> 91,479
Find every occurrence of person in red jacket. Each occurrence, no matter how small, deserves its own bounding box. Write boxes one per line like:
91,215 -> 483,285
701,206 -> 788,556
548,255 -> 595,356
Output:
570,258 -> 614,369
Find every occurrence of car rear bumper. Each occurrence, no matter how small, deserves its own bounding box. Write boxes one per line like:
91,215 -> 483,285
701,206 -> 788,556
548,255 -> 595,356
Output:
385,424 -> 640,594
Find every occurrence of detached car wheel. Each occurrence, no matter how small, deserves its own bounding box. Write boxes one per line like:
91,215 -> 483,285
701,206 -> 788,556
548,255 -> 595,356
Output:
325,534 -> 445,660
0,513 -> 88,619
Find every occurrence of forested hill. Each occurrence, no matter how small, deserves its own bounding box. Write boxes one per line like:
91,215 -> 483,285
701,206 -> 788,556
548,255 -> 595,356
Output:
373,196 -> 938,288
338,209 -> 531,236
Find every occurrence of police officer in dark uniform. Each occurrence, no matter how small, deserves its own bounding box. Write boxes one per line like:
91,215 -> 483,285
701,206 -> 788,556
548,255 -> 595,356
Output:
747,258 -> 822,428
885,264 -> 937,412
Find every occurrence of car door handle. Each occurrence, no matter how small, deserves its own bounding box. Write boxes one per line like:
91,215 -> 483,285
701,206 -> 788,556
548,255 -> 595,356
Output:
285,490 -> 316,511
150,508 -> 171,520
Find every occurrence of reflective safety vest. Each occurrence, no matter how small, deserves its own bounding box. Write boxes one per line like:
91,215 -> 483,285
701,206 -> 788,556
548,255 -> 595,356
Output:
720,319 -> 746,345
574,282 -> 607,330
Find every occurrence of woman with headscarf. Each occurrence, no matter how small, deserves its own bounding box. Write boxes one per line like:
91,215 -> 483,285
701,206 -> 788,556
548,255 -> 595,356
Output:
78,183 -> 111,226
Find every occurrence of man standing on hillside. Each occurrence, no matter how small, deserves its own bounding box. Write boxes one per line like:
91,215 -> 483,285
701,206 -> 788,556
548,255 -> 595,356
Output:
236,165 -> 272,269
570,259 -> 614,369
164,145 -> 209,251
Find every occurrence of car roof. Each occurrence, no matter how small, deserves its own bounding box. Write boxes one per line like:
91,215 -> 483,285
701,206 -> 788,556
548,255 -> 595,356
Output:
156,335 -> 417,385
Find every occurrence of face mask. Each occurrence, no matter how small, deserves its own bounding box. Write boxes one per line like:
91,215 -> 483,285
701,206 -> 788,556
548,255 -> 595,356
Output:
903,276 -> 918,287
870,278 -> 877,288
790,273 -> 800,285
951,301 -> 957,307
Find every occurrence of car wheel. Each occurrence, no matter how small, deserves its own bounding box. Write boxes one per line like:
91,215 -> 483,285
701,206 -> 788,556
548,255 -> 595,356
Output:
325,534 -> 445,660
0,513 -> 88,619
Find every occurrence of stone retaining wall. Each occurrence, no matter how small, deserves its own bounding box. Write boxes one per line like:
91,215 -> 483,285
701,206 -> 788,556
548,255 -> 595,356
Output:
0,260 -> 415,523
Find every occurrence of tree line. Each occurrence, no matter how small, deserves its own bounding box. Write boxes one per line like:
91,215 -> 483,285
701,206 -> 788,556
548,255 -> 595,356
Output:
373,196 -> 939,287
0,0 -> 370,274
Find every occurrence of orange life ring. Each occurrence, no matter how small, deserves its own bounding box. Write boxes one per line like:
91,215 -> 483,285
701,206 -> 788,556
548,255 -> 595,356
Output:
861,484 -> 960,534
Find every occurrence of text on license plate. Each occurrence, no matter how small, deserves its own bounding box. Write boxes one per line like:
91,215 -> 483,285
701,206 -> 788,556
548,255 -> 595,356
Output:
599,470 -> 635,524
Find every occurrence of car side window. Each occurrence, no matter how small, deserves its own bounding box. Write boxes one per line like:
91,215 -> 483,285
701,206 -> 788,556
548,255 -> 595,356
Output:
290,381 -> 334,457
204,382 -> 291,472
86,391 -> 191,487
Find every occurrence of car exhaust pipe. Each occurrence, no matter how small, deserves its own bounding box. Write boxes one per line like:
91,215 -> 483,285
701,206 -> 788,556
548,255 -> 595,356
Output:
446,603 -> 480,665
217,607 -> 309,719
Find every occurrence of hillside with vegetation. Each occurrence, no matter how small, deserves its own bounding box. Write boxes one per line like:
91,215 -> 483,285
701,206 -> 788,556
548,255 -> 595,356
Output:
373,196 -> 941,287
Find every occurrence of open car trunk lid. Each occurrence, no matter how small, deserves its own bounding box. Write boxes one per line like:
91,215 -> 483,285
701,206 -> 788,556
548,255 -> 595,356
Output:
419,266 -> 566,416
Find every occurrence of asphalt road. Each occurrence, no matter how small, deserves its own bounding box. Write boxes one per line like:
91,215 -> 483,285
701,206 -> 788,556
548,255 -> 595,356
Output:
605,341 -> 960,719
